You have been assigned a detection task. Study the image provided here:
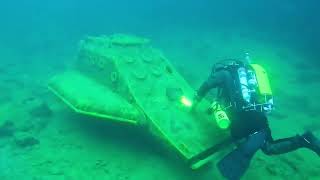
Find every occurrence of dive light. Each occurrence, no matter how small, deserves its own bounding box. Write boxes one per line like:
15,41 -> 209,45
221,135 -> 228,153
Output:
181,96 -> 192,107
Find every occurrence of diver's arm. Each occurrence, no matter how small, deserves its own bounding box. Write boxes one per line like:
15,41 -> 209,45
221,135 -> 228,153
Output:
193,70 -> 225,106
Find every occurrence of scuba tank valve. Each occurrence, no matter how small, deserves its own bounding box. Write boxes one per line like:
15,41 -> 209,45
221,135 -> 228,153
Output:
245,52 -> 251,64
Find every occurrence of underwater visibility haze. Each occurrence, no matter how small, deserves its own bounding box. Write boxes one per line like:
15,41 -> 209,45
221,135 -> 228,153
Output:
0,0 -> 320,179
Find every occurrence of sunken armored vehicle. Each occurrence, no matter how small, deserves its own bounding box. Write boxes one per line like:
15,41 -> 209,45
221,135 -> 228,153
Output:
48,34 -> 231,169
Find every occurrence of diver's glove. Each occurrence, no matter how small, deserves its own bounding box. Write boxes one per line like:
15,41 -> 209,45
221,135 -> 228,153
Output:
190,92 -> 201,112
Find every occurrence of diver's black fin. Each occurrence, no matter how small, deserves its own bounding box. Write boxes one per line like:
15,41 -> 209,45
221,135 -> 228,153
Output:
217,130 -> 267,180
217,148 -> 252,180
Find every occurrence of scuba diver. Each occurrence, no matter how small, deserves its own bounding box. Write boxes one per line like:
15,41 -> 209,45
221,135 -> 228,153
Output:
191,54 -> 320,180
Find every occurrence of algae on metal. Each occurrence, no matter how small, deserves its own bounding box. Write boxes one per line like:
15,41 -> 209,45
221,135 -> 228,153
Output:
48,34 -> 231,167
109,34 -> 150,46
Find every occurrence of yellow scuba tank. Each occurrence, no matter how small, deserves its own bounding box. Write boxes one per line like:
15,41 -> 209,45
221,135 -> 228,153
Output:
210,102 -> 230,129
245,53 -> 272,97
242,53 -> 273,113
249,64 -> 272,96
250,64 -> 273,112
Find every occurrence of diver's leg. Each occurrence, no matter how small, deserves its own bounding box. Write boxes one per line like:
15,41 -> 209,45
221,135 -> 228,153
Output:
262,131 -> 320,156
301,131 -> 320,156
262,135 -> 302,155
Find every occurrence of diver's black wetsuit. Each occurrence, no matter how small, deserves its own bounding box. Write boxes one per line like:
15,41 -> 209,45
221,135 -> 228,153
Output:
195,63 -> 320,180
196,69 -> 304,156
